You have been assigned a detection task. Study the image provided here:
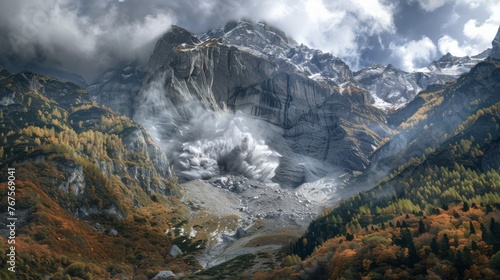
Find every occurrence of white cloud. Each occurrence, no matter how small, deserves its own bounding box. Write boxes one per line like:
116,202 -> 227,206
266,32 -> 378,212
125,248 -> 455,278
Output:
1,0 -> 174,80
463,16 -> 500,48
261,0 -> 396,69
438,35 -> 470,56
438,1 -> 500,57
413,0 -> 452,12
0,0 -> 398,78
390,37 -> 437,71
457,0 -> 481,9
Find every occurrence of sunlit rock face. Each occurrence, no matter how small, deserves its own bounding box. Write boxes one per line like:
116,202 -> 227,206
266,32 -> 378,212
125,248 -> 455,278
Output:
131,22 -> 390,186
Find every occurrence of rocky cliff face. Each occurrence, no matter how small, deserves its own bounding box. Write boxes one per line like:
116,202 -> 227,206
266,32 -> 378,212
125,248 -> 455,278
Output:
87,63 -> 146,118
90,20 -> 490,120
200,20 -> 354,85
87,20 -> 497,188
133,22 -> 390,187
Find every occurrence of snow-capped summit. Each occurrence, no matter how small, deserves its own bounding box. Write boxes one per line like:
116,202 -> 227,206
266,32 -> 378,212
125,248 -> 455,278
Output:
198,20 -> 472,111
199,20 -> 294,56
418,52 -> 485,77
354,63 -> 455,110
199,20 -> 354,85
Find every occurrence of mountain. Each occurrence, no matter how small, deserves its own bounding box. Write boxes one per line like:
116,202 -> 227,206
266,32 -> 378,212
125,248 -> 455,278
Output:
90,20 -> 489,120
132,21 -> 391,188
370,59 -> 500,179
0,56 -> 88,87
421,52 -> 486,77
198,20 -> 354,85
353,49 -> 491,111
250,59 -> 500,280
353,63 -> 455,110
251,29 -> 500,280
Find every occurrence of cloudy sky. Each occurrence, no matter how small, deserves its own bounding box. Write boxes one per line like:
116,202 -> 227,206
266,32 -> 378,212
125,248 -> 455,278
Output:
0,0 -> 499,82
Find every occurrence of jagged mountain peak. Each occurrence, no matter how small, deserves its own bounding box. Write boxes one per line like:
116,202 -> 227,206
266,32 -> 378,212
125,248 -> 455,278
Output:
164,25 -> 199,42
0,64 -> 9,77
490,25 -> 500,59
201,19 -> 293,48
148,25 -> 200,70
439,52 -> 455,59
419,52 -> 483,78
384,63 -> 404,73
196,19 -> 353,85
493,25 -> 500,48
419,26 -> 500,77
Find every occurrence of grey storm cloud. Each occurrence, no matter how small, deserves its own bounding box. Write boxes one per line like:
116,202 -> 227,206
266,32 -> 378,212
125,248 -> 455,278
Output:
0,0 -> 498,81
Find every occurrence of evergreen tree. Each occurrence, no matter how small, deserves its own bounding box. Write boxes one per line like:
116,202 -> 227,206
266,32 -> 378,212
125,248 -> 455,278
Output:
431,237 -> 439,254
418,220 -> 426,235
471,240 -> 478,250
462,201 -> 469,212
481,223 -> 491,243
408,239 -> 419,267
455,250 -> 466,275
442,233 -> 450,257
470,221 -> 476,235
346,233 -> 354,241
463,246 -> 472,268
442,203 -> 449,210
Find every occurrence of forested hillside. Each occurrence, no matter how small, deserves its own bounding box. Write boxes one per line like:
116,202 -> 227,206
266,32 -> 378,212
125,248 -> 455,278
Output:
0,69 -> 203,279
256,61 -> 500,279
